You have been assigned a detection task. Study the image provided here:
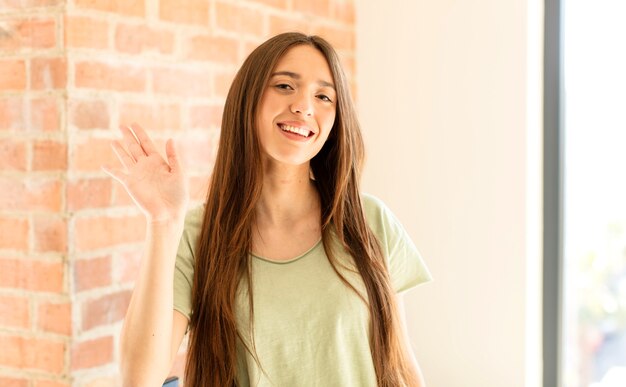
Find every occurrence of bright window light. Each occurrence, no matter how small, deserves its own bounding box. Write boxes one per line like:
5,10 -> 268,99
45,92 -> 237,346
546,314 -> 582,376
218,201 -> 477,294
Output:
562,1 -> 626,386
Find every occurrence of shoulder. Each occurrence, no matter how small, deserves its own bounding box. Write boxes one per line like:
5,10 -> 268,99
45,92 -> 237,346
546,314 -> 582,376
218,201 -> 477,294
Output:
183,203 -> 205,232
360,193 -> 433,291
359,192 -> 411,255
360,192 -> 388,216
177,203 -> 206,257
360,192 -> 397,234
175,203 -> 205,278
173,204 -> 205,320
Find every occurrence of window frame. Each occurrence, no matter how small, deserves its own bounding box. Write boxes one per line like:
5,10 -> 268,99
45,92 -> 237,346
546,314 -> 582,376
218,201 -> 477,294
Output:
543,0 -> 564,386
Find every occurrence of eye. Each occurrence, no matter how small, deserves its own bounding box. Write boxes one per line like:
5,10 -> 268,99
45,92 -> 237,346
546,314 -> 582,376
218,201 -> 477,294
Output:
317,94 -> 333,103
275,83 -> 294,90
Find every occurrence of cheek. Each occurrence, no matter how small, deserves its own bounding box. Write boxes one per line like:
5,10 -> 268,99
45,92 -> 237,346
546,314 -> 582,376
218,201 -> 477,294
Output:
257,92 -> 275,127
257,111 -> 276,138
324,113 -> 336,135
321,109 -> 336,129
319,117 -> 335,144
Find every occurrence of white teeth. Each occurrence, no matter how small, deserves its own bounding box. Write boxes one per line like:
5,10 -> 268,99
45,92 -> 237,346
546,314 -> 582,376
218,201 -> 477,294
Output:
279,124 -> 311,137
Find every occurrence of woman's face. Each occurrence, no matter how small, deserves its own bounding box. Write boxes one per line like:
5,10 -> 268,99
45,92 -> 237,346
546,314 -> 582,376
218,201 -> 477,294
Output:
256,45 -> 337,166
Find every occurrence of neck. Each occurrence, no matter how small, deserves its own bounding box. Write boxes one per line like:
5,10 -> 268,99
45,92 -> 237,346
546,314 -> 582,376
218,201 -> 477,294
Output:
255,161 -> 319,227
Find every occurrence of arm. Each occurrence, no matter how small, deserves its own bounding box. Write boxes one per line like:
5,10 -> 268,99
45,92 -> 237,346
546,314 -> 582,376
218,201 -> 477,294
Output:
103,124 -> 190,386
396,294 -> 426,387
119,220 -> 188,386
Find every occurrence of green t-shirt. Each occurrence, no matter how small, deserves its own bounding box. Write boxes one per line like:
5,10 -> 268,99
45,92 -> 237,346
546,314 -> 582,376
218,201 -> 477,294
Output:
173,193 -> 432,386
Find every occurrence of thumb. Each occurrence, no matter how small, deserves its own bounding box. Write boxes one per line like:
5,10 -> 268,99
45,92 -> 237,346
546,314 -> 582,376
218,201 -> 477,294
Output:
165,139 -> 182,173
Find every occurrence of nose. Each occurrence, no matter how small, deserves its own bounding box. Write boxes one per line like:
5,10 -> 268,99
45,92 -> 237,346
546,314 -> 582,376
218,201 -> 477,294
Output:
290,93 -> 313,116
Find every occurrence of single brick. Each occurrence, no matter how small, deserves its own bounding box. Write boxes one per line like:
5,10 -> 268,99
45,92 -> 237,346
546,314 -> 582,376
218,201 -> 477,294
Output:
0,60 -> 27,90
74,256 -> 112,291
67,178 -> 113,211
30,57 -> 67,90
32,140 -> 67,171
0,335 -> 65,373
33,215 -> 68,253
37,301 -> 71,335
71,336 -> 114,370
0,258 -> 64,293
159,0 -> 209,24
0,295 -> 30,329
65,16 -> 109,49
80,292 -> 131,330
74,0 -> 145,17
0,139 -> 27,171
69,99 -> 110,130
0,216 -> 28,250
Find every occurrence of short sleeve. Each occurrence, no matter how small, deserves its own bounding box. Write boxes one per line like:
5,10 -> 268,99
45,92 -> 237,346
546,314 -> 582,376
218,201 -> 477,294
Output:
173,204 -> 205,320
362,194 -> 432,293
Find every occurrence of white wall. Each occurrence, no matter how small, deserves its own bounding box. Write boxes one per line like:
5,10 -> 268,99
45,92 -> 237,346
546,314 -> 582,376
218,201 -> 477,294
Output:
356,1 -> 543,386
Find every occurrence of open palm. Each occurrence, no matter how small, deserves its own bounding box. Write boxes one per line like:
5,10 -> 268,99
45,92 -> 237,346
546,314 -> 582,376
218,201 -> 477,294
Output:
103,124 -> 189,223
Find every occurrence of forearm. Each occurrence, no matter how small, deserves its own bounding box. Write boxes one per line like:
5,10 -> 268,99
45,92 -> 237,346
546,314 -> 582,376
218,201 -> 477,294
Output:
120,219 -> 184,386
396,295 -> 427,387
406,345 -> 426,387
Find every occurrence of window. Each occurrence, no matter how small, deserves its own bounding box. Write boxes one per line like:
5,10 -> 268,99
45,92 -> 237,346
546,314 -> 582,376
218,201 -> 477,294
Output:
545,1 -> 626,386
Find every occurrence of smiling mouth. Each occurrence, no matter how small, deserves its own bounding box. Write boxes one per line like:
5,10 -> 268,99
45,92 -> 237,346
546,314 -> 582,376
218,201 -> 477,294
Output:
278,124 -> 313,138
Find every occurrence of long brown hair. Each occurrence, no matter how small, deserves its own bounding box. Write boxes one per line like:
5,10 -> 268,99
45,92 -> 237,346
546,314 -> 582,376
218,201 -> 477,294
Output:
185,32 -> 417,387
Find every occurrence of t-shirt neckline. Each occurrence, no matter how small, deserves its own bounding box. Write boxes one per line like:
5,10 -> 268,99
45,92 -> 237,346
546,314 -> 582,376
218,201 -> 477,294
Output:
251,238 -> 323,265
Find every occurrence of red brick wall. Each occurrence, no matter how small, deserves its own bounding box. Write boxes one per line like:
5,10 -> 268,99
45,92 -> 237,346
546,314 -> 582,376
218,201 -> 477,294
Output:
0,0 -> 355,385
0,1 -> 70,387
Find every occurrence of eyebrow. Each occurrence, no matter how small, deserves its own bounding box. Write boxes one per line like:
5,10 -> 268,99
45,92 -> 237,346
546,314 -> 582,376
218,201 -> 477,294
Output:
270,71 -> 335,90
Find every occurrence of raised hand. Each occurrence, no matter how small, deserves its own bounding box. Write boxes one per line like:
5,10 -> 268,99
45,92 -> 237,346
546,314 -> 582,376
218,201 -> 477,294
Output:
103,123 -> 189,224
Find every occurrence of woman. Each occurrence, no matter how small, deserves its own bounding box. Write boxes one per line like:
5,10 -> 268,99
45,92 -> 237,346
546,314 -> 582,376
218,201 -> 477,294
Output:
107,32 -> 431,387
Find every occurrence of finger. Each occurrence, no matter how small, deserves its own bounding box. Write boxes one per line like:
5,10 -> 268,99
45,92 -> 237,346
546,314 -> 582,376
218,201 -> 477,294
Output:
111,140 -> 135,170
128,142 -> 146,162
165,139 -> 181,173
120,125 -> 146,161
129,123 -> 158,156
101,165 -> 128,184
